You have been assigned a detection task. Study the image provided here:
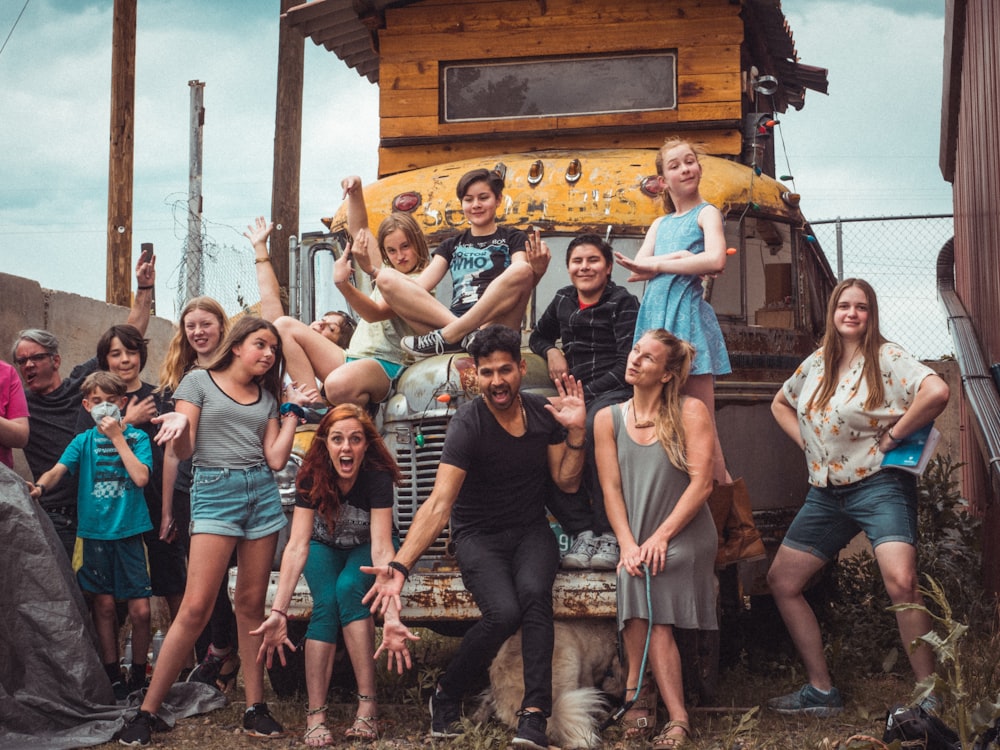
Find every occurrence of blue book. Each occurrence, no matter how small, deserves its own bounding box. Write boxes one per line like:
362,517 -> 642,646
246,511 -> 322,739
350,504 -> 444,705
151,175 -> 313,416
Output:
881,423 -> 941,476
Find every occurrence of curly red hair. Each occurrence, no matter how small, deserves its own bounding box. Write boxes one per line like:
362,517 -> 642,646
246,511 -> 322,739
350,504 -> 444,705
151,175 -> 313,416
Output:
296,404 -> 401,533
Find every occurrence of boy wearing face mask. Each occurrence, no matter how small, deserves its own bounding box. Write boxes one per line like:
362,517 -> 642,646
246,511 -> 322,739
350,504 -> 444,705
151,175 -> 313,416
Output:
30,370 -> 153,699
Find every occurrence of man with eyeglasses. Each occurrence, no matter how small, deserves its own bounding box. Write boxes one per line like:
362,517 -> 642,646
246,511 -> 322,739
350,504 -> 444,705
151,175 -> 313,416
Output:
11,256 -> 156,558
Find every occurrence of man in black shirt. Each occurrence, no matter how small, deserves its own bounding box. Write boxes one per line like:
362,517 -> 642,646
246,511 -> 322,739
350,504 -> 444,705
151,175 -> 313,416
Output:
363,324 -> 586,750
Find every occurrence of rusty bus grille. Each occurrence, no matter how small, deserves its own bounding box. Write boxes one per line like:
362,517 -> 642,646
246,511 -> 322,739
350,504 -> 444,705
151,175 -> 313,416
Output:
388,417 -> 451,557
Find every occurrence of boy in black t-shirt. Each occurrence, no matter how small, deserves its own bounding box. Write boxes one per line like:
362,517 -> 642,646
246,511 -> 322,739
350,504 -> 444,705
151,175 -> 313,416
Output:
360,168 -> 550,357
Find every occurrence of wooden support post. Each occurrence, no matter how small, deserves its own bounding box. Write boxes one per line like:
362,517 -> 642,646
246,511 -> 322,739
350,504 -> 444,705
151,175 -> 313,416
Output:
106,0 -> 136,307
270,0 -> 305,296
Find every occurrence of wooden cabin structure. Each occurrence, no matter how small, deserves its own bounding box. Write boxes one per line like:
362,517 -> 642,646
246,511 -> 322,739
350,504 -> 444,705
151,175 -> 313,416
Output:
285,0 -> 827,178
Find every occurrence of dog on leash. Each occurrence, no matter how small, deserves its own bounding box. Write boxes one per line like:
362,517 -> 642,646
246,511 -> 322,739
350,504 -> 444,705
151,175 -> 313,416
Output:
474,619 -> 623,749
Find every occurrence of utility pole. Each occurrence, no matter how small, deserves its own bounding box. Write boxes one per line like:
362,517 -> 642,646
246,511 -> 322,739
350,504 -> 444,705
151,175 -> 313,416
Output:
184,81 -> 205,306
106,0 -> 136,307
270,0 -> 305,295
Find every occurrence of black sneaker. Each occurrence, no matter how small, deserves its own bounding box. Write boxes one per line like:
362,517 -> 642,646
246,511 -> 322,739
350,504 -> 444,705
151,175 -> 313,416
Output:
512,709 -> 548,750
112,679 -> 131,702
402,330 -> 463,359
126,664 -> 148,693
243,702 -> 284,738
429,689 -> 463,738
117,709 -> 156,747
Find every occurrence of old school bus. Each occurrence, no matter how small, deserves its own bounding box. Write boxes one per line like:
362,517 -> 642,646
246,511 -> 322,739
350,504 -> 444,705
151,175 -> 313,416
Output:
259,0 -> 834,693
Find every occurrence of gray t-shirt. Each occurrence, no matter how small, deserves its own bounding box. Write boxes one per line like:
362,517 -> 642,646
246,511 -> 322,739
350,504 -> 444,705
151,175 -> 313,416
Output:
173,369 -> 278,468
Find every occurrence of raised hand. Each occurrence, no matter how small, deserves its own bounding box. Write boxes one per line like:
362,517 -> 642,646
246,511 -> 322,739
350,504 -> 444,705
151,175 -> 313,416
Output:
244,216 -> 274,249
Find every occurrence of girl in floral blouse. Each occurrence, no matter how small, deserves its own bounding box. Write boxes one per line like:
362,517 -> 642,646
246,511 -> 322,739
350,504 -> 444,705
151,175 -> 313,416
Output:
766,278 -> 950,717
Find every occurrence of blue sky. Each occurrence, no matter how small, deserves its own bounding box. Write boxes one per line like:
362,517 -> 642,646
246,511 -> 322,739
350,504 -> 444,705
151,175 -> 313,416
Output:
0,0 -> 953,320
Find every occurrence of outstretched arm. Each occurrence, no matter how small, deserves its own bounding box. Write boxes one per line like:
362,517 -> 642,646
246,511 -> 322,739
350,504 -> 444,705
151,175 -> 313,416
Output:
342,176 -> 370,238
244,217 -> 285,322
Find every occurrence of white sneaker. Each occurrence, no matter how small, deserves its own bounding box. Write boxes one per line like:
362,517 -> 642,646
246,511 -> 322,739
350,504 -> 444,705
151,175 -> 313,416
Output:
590,533 -> 620,570
561,530 -> 597,569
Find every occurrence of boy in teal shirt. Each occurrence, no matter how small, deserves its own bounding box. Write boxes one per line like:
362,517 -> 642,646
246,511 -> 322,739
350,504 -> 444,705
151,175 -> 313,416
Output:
30,370 -> 153,700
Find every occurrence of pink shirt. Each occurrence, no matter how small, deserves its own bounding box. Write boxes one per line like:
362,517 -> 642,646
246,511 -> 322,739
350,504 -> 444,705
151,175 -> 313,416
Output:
0,360 -> 29,469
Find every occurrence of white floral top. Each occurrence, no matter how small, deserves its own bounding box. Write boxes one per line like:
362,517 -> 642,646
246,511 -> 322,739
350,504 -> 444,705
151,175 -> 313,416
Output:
782,343 -> 934,487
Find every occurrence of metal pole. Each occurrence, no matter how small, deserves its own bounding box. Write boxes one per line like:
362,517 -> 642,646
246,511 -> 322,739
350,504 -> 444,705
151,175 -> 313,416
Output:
835,217 -> 844,281
185,80 -> 205,305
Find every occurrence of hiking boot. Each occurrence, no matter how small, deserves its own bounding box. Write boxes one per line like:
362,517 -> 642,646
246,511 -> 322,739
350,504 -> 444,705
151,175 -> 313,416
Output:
429,688 -> 463,738
768,684 -> 844,717
117,709 -> 156,747
590,532 -> 620,570
512,709 -> 549,750
186,646 -> 240,692
243,702 -> 284,738
561,530 -> 597,569
402,330 -> 463,359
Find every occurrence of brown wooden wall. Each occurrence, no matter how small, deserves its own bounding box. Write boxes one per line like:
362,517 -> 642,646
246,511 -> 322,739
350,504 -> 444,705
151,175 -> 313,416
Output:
943,0 -> 1000,592
376,0 -> 744,176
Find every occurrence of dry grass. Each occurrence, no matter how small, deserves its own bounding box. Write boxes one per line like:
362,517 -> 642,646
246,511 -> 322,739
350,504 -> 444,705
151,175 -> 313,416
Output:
94,623 -> 937,750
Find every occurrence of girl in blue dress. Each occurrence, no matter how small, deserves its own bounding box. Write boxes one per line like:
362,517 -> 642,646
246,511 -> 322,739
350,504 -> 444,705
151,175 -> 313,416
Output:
615,138 -> 731,485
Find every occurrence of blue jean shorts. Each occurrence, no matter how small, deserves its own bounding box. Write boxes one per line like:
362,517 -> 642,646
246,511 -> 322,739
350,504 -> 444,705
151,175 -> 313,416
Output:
190,464 -> 287,540
782,469 -> 918,562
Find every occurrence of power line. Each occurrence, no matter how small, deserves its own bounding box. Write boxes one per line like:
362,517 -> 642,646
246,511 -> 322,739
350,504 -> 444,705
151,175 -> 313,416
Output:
0,0 -> 31,59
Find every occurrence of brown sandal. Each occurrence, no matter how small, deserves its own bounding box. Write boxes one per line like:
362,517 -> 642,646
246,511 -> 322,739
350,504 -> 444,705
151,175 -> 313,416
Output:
652,720 -> 690,749
622,682 -> 658,739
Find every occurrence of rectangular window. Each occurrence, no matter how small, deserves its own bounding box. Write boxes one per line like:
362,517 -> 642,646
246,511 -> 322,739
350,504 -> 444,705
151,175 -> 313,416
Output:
442,53 -> 677,123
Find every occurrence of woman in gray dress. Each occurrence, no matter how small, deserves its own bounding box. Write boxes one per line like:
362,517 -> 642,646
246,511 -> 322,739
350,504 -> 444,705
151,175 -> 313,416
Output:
595,328 -> 718,749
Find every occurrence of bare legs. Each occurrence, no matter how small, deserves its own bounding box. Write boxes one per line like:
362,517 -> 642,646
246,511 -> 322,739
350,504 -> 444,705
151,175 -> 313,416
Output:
683,373 -> 731,484
767,540 -> 934,691
323,359 -> 391,407
375,262 -> 535,342
139,532 -> 276,715
273,316 -> 346,389
622,617 -> 688,739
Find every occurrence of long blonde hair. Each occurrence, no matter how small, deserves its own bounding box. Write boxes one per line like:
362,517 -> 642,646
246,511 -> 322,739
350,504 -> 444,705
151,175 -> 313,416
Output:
157,296 -> 228,394
640,329 -> 695,471
806,278 -> 888,412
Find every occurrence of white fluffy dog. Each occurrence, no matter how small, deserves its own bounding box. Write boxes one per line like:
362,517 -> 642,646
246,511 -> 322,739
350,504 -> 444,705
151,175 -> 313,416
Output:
474,619 -> 623,749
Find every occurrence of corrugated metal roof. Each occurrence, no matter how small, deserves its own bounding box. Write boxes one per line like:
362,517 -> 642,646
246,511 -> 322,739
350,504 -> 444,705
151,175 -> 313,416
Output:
284,0 -> 828,104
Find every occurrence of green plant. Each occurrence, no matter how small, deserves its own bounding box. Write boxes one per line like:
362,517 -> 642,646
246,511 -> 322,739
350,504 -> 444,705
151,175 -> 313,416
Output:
825,455 -> 986,680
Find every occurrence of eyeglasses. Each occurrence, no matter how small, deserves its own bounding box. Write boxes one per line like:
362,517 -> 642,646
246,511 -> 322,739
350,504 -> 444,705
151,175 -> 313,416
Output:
14,352 -> 54,367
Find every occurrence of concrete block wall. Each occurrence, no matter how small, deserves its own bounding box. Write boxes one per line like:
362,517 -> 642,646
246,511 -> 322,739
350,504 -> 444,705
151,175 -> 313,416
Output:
1,272 -> 176,481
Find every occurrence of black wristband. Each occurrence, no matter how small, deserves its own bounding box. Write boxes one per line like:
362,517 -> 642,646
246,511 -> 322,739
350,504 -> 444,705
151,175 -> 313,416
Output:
388,560 -> 410,581
566,436 -> 586,450
137,285 -> 154,290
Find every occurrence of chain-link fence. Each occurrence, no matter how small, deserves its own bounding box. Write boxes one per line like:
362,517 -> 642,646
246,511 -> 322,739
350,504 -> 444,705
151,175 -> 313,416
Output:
174,211 -> 956,361
809,215 -> 954,360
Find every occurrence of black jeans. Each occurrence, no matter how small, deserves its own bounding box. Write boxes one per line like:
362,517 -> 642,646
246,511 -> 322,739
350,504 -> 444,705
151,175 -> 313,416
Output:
546,387 -> 631,537
442,521 -> 559,714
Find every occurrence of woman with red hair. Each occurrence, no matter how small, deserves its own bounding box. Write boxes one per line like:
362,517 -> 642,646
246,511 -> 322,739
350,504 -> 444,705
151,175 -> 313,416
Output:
253,404 -> 403,746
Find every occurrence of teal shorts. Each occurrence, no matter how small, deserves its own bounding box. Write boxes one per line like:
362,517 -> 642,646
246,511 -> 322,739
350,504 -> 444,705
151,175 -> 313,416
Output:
345,356 -> 405,381
77,534 -> 152,600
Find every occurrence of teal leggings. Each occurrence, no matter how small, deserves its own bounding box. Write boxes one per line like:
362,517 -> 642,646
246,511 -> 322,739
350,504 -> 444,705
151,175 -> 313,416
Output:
303,538 -> 398,643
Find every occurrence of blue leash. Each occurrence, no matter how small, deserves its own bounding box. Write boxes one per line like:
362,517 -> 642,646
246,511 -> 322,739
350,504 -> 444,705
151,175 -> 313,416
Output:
601,563 -> 653,730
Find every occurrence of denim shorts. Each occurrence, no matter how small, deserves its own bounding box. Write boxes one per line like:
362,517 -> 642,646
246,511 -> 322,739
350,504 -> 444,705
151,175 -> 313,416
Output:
190,464 -> 287,540
782,469 -> 918,562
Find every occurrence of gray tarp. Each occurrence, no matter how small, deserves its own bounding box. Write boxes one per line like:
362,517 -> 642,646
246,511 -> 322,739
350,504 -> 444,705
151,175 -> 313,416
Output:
0,465 -> 226,749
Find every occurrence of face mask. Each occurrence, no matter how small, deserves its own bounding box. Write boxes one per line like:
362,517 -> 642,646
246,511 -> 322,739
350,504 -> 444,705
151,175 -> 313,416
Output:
90,401 -> 122,426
